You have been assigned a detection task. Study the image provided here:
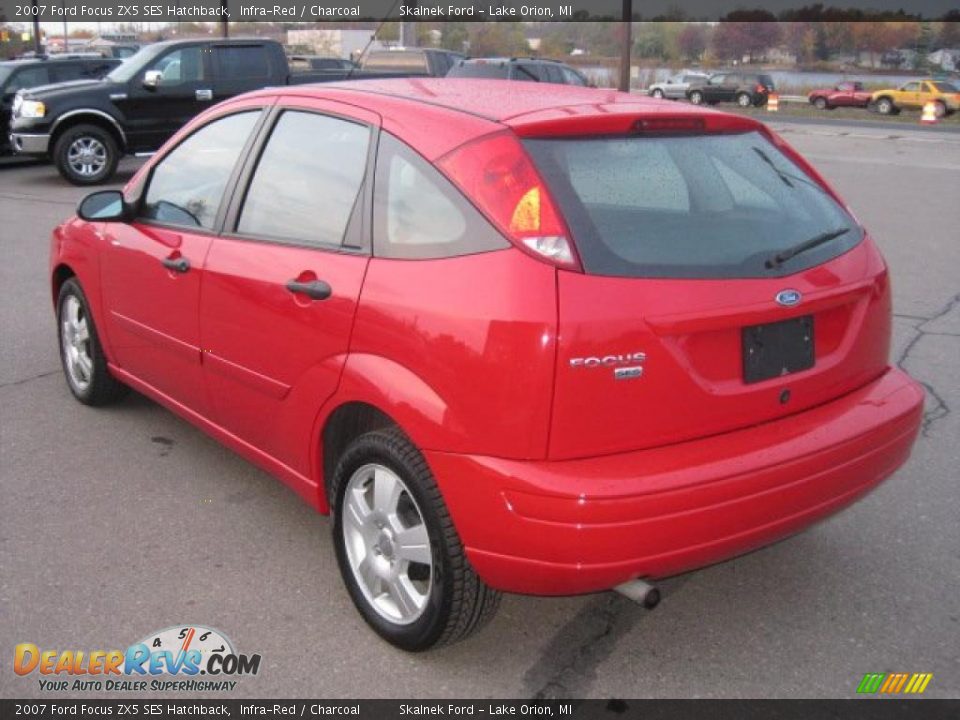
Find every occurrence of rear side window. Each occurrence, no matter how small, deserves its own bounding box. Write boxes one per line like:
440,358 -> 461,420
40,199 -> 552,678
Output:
373,133 -> 508,260
237,111 -> 370,248
142,111 -> 260,230
562,67 -> 587,86
215,46 -> 270,79
50,63 -> 84,82
513,63 -> 544,82
524,130 -> 862,279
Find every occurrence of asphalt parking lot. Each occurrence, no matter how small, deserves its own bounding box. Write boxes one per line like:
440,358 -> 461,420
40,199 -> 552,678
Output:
1,121 -> 958,700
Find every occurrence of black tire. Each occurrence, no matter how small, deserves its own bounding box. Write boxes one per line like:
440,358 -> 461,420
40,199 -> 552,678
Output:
651,88 -> 664,99
689,90 -> 704,105
813,96 -> 828,110
736,92 -> 752,108
331,428 -> 500,651
933,101 -> 947,118
53,123 -> 120,186
57,278 -> 126,406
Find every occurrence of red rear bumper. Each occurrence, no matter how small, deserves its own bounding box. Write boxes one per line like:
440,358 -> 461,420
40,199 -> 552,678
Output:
425,367 -> 923,595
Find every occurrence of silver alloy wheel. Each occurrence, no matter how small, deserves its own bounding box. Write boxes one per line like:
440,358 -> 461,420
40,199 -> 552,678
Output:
66,136 -> 107,177
738,93 -> 752,107
342,463 -> 433,625
877,99 -> 893,114
690,91 -> 703,105
61,295 -> 93,392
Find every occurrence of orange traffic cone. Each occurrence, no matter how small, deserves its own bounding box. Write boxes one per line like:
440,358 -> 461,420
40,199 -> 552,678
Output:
921,102 -> 938,124
767,93 -> 779,112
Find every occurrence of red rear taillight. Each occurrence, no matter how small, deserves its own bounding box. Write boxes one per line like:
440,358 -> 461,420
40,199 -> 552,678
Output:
438,132 -> 581,270
756,84 -> 766,93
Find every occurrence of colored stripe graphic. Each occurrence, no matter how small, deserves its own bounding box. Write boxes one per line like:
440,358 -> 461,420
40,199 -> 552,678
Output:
857,672 -> 933,694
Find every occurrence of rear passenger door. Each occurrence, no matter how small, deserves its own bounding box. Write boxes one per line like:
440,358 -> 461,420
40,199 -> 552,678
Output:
199,99 -> 377,477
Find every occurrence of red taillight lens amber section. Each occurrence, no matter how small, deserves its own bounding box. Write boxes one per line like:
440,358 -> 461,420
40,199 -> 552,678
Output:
438,131 -> 580,270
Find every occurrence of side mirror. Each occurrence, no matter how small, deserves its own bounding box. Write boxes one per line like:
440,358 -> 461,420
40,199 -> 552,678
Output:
143,69 -> 162,90
78,190 -> 129,222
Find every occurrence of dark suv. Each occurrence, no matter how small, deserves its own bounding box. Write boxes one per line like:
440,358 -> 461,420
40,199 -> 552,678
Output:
687,72 -> 775,107
447,57 -> 589,86
1,55 -> 121,154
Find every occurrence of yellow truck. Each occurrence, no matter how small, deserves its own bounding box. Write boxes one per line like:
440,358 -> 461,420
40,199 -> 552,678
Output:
871,79 -> 960,117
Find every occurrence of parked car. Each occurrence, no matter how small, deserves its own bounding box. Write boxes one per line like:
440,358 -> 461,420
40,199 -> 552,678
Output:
647,71 -> 709,99
871,79 -> 960,117
53,79 -> 923,650
808,81 -> 873,110
360,48 -> 464,77
1,55 -> 121,155
8,38 -> 345,184
447,57 -> 589,85
687,72 -> 775,107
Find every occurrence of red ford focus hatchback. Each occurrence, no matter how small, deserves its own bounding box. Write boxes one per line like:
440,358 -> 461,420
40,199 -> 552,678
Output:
52,79 -> 924,650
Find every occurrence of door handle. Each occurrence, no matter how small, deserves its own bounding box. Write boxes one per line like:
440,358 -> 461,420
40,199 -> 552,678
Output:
195,89 -> 213,101
286,279 -> 332,301
162,256 -> 190,273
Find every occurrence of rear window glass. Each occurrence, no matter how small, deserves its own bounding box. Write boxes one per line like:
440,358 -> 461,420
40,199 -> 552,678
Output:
524,130 -> 862,279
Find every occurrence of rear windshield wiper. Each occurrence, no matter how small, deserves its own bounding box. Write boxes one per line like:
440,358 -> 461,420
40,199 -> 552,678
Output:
765,227 -> 850,269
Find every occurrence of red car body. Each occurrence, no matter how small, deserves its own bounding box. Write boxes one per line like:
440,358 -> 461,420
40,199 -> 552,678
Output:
808,81 -> 873,109
51,80 -> 923,600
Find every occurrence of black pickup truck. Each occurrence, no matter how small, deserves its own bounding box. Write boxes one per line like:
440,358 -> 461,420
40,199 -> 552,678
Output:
9,38 -> 333,184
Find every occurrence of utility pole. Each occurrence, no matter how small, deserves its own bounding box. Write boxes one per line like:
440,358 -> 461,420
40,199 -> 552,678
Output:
62,0 -> 68,53
32,0 -> 42,54
400,1 -> 417,47
221,0 -> 229,38
618,0 -> 632,92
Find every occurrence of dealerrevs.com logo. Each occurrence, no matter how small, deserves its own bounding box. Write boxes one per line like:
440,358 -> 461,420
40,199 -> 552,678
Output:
14,625 -> 261,693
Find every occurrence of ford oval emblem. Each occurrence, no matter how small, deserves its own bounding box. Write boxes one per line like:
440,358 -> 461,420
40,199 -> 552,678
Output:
776,289 -> 802,307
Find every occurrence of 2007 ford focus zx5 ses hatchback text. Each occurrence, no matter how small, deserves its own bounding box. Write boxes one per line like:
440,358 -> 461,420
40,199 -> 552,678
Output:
52,79 -> 924,650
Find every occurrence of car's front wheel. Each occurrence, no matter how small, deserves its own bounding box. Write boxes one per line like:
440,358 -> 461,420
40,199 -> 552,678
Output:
737,92 -> 753,107
57,278 -> 126,405
875,97 -> 896,115
53,124 -> 120,186
331,428 -> 500,651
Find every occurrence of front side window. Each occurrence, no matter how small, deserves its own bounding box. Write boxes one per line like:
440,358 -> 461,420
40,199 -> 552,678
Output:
373,133 -> 507,260
524,130 -> 861,279
142,111 -> 260,230
148,47 -> 205,86
237,111 -> 370,247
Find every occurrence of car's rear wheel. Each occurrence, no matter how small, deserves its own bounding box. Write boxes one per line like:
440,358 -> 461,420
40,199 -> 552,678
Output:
331,428 -> 500,651
651,88 -> 664,99
813,96 -> 828,110
57,278 -> 126,405
736,92 -> 752,107
689,90 -> 704,105
53,124 -> 119,186
933,100 -> 947,118
876,97 -> 896,115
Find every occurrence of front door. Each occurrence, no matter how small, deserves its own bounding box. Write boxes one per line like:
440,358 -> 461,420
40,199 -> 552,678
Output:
200,101 -> 377,475
115,44 -> 215,151
99,109 -> 264,413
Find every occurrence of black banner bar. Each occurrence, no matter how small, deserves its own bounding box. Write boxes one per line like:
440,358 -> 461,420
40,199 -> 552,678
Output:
1,1 -> 958,23
2,700 -> 960,720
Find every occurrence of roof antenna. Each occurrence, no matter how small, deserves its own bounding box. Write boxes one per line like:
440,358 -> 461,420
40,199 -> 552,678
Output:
345,0 -> 401,81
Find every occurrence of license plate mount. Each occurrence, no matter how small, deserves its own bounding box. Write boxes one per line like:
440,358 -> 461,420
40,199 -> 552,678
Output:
742,315 -> 814,384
